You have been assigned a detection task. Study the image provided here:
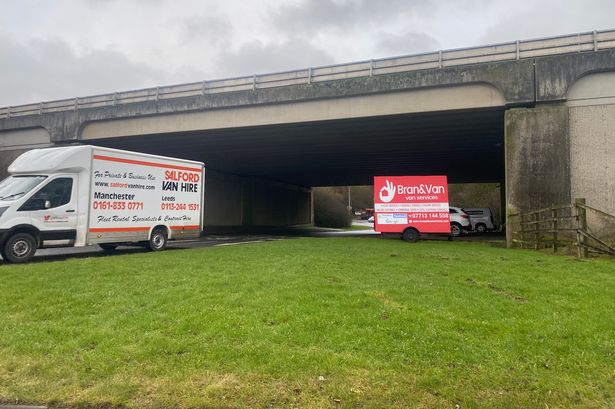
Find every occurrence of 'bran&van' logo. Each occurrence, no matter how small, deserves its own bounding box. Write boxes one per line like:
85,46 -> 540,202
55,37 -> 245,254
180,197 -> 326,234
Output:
379,180 -> 396,203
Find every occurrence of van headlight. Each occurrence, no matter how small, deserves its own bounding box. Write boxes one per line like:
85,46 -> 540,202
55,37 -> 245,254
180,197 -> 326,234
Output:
0,207 -> 8,218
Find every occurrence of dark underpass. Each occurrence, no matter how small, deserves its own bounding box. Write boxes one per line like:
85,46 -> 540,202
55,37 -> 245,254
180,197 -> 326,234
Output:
87,107 -> 505,187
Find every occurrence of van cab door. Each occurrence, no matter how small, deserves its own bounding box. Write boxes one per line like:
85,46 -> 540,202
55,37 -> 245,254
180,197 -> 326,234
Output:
18,175 -> 78,246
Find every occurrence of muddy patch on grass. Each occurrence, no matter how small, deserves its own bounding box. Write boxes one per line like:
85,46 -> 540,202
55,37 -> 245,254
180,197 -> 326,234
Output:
366,290 -> 407,311
465,278 -> 526,302
487,284 -> 526,302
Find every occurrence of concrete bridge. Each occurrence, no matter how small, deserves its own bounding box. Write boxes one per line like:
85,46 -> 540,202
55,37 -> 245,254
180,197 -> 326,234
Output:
1,29 -> 614,231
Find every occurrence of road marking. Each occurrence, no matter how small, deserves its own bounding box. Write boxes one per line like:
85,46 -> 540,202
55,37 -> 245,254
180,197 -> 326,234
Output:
215,240 -> 267,246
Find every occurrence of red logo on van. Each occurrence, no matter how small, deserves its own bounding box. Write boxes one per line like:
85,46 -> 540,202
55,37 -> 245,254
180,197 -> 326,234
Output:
42,214 -> 69,223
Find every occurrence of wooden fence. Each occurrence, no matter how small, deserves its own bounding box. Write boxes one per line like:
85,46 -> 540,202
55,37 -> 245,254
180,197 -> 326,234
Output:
508,198 -> 615,258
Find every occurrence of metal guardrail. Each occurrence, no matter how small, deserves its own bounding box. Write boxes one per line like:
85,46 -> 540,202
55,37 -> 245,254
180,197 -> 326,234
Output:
1,29 -> 615,120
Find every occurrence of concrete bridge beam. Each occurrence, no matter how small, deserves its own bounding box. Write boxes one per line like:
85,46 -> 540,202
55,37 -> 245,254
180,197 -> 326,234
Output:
0,58 -> 534,142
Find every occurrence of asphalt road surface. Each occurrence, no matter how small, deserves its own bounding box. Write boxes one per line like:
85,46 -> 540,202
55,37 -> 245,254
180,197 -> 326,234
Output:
0,228 -> 371,264
1,223 -> 504,264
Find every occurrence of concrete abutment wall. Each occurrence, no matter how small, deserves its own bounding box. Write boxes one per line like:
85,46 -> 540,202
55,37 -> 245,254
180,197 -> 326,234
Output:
504,104 -> 572,246
567,72 -> 615,242
505,71 -> 615,246
567,72 -> 615,216
505,104 -> 572,215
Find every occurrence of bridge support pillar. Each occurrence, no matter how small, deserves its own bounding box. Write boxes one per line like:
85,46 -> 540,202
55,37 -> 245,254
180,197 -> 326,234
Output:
0,127 -> 52,179
504,104 -> 572,246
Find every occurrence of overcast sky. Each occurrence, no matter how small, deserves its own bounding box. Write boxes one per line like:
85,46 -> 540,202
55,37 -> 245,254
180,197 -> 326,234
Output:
1,0 -> 613,106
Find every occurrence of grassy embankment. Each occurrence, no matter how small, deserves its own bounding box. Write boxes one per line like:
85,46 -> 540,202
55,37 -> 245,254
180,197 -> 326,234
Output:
1,237 -> 614,408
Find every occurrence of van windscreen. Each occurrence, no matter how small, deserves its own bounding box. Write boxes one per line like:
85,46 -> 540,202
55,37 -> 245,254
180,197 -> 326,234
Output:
0,175 -> 47,201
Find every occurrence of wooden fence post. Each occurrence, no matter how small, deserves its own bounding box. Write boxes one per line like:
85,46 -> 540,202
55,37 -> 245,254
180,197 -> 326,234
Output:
520,213 -> 525,249
575,198 -> 589,258
534,212 -> 539,250
552,207 -> 558,253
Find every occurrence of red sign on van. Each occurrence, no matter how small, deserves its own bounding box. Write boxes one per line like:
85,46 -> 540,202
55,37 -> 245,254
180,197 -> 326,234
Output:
373,176 -> 450,234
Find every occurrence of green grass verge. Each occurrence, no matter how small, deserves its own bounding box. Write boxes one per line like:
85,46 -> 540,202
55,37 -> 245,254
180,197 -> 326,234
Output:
0,238 -> 614,408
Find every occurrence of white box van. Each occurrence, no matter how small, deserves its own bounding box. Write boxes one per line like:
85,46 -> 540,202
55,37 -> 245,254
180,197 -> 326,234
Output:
0,145 -> 204,263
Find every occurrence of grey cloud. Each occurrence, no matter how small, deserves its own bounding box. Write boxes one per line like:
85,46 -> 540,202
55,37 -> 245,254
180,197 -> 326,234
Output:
269,0 -> 432,35
480,0 -> 615,44
213,38 -> 336,78
375,31 -> 441,56
173,13 -> 233,46
84,0 -> 166,7
0,33 -> 166,106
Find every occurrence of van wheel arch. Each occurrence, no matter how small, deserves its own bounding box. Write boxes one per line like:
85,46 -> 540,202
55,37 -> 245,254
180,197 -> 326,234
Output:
1,225 -> 41,248
148,225 -> 169,251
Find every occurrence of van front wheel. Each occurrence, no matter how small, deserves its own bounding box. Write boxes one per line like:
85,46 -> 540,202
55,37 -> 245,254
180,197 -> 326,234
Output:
148,228 -> 168,251
3,233 -> 37,263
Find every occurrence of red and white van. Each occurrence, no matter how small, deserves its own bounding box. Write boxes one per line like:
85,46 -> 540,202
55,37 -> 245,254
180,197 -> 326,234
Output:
373,176 -> 452,242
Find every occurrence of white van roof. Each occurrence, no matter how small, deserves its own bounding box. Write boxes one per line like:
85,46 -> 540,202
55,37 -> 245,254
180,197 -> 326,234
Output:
8,145 -> 92,174
8,145 -> 204,175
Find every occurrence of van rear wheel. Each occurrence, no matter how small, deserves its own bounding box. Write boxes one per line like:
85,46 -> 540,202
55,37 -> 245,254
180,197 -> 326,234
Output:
148,228 -> 168,251
450,223 -> 462,237
402,228 -> 420,243
3,233 -> 37,263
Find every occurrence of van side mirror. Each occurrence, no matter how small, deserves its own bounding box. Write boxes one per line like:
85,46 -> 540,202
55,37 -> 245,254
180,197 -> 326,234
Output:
44,200 -> 51,209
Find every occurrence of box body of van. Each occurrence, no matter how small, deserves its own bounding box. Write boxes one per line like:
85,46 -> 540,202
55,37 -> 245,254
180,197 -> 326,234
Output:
373,176 -> 452,242
0,145 -> 204,263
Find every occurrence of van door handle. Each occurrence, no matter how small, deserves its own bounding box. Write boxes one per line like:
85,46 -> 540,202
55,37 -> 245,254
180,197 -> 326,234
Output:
66,210 -> 75,213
